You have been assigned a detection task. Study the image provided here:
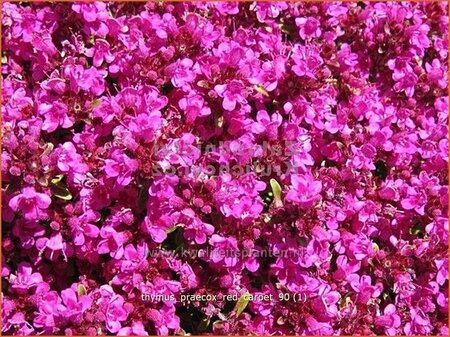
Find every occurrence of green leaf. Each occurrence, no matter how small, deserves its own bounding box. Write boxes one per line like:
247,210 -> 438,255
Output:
254,84 -> 269,97
339,294 -> 352,308
41,143 -> 54,156
215,116 -> 224,128
37,176 -> 49,187
234,292 -> 250,317
165,225 -> 179,234
372,242 -> 380,252
279,24 -> 291,34
297,237 -> 308,247
92,99 -> 101,108
277,316 -> 286,325
270,178 -> 283,208
213,320 -> 225,330
197,317 -> 211,332
409,223 -> 424,237
197,80 -> 210,89
51,174 -> 64,185
52,184 -> 73,201
77,284 -> 87,296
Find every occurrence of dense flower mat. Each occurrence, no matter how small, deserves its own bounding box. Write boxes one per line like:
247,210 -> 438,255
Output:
1,1 -> 449,335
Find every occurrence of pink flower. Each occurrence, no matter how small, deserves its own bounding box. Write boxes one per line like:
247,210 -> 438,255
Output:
1,2 -> 449,335
104,150 -> 138,186
58,287 -> 92,321
214,80 -> 248,111
55,142 -> 88,175
97,226 -> 131,259
36,233 -> 66,261
98,285 -> 130,333
295,17 -> 322,39
209,234 -> 239,267
84,39 -> 115,67
291,44 -> 323,79
118,322 -> 148,336
401,186 -> 427,215
146,304 -> 180,335
64,64 -> 107,96
166,58 -> 196,89
214,2 -> 240,15
374,304 -> 401,335
38,101 -> 72,132
347,274 -> 383,304
8,263 -> 43,294
350,144 -> 377,170
33,291 -> 61,330
72,3 -> 109,22
128,111 -> 162,143
286,174 -> 322,208
387,57 -> 418,97
9,187 -> 51,220
311,284 -> 340,317
178,93 -> 211,124
181,208 -> 215,244
250,110 -> 282,140
425,59 -> 447,89
143,216 -> 168,244
435,259 -> 448,286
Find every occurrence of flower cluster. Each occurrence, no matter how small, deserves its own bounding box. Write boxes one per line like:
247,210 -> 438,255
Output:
2,1 -> 448,335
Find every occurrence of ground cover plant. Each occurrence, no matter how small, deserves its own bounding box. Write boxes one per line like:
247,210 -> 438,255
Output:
1,1 -> 449,335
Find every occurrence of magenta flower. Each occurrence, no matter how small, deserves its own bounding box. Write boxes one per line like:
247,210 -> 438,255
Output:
33,291 -> 61,330
98,285 -> 130,333
291,44 -> 323,79
387,57 -> 418,97
104,150 -> 139,186
38,101 -> 72,132
209,234 -> 239,267
348,274 -> 383,304
71,3 -> 109,23
181,208 -> 214,244
58,287 -> 92,321
1,2 -> 448,335
425,59 -> 447,89
214,2 -> 240,15
375,304 -> 401,335
55,142 -> 88,175
286,174 -> 322,209
36,232 -> 66,261
128,111 -> 162,143
214,80 -> 248,111
118,322 -> 148,336
97,226 -> 131,259
9,187 -> 51,220
64,64 -> 107,96
311,284 -> 340,317
401,186 -> 427,215
178,93 -> 211,124
8,263 -> 43,294
146,304 -> 180,335
84,39 -> 115,67
166,58 -> 196,89
295,17 -> 322,39
434,259 -> 448,286
250,110 -> 282,140
143,216 -> 168,244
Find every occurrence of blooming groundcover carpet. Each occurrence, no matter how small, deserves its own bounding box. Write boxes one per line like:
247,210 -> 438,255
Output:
1,1 -> 449,335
